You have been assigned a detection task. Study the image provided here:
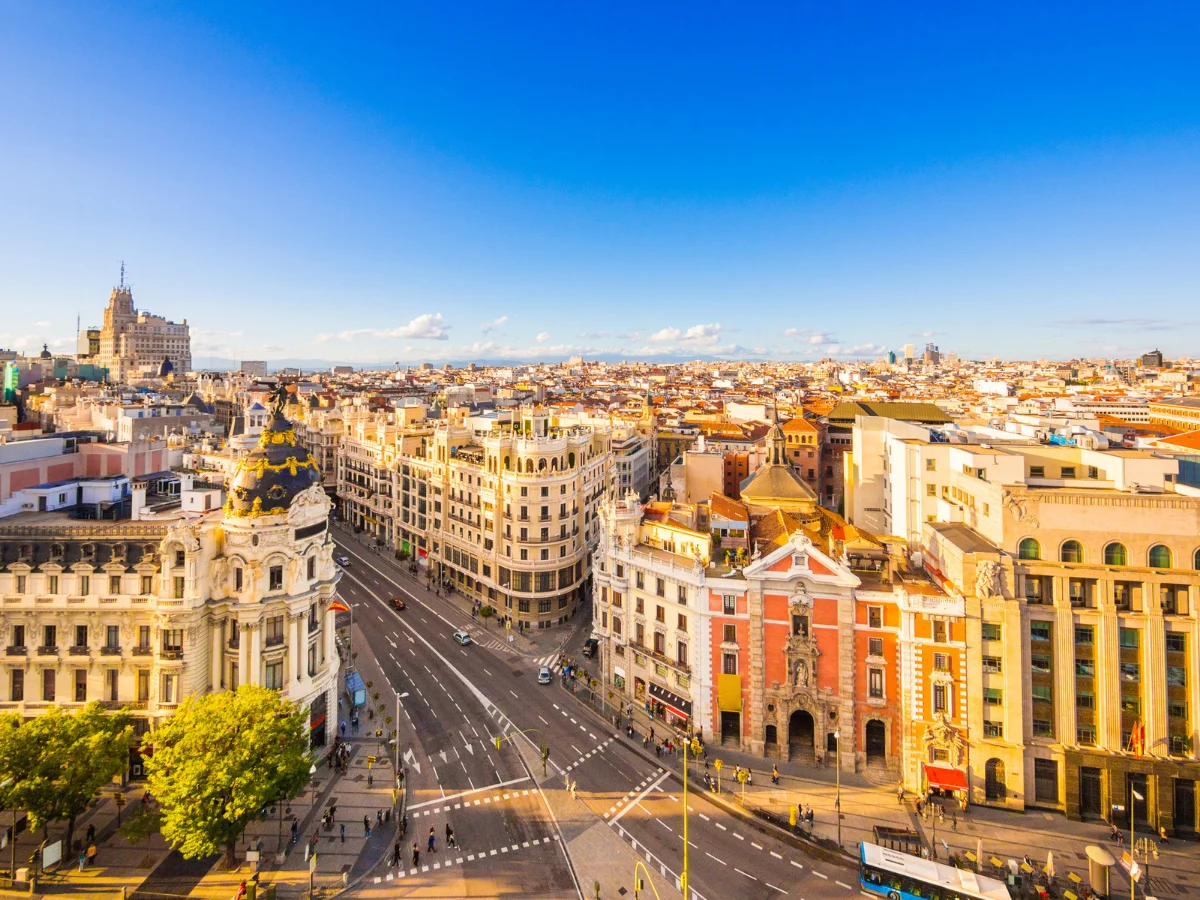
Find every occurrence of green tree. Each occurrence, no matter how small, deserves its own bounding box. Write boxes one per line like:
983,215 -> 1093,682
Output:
142,686 -> 311,866
0,704 -> 134,851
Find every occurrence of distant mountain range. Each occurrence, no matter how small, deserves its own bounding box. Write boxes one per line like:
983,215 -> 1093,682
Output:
187,351 -> 807,372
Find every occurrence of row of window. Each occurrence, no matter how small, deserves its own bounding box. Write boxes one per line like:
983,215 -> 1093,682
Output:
9,556 -> 320,598
1019,537 -> 1200,570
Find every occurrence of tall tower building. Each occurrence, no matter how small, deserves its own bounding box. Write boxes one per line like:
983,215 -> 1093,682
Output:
97,266 -> 192,381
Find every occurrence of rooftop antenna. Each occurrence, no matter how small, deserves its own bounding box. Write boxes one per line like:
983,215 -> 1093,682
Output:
119,261 -> 125,288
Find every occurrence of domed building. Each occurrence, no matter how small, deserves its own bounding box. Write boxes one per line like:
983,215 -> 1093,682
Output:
0,403 -> 341,756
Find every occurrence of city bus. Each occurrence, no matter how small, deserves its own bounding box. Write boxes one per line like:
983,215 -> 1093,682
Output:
860,842 -> 1012,900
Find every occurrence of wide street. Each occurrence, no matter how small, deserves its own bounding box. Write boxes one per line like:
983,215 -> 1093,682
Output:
331,528 -> 864,900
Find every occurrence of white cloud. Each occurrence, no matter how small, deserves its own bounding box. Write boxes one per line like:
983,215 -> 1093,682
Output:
647,326 -> 682,343
535,332 -> 550,343
783,328 -> 836,345
680,323 -> 722,346
34,321 -> 51,328
319,313 -> 450,342
481,316 -> 508,334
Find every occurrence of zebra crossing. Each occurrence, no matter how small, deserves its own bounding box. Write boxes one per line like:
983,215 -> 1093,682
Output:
535,653 -> 563,672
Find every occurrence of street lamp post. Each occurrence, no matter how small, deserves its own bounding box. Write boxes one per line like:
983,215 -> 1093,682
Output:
834,729 -> 842,849
309,763 -> 318,812
1130,788 -> 1142,900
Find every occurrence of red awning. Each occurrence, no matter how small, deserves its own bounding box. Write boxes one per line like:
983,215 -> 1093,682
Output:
924,763 -> 969,792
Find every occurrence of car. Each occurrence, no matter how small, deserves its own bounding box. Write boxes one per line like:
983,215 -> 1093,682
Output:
537,666 -> 553,685
391,597 -> 406,611
582,638 -> 599,658
453,630 -> 472,646
335,555 -> 350,566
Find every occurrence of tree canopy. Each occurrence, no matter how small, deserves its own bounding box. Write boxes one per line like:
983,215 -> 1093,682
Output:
142,686 -> 312,865
0,703 -> 134,848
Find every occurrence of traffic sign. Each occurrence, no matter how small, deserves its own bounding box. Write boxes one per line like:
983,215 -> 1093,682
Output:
367,755 -> 377,768
113,792 -> 126,808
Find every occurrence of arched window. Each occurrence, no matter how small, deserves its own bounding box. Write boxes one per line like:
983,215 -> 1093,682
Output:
612,616 -> 622,636
550,458 -> 558,472
1018,538 -> 1041,561
538,458 -> 547,472
503,455 -> 510,471
1060,540 -> 1083,564
525,459 -> 533,474
568,452 -> 576,468
1148,545 -> 1173,569
1104,542 -> 1127,566
1195,548 -> 1200,570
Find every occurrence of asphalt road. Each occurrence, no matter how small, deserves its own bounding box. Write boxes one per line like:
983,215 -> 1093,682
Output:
332,532 -> 864,900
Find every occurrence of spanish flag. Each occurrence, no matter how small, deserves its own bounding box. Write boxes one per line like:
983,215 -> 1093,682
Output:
328,599 -> 351,613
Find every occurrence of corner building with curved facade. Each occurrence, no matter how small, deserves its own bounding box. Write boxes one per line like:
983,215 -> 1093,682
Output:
0,411 -> 342,763
398,407 -> 612,629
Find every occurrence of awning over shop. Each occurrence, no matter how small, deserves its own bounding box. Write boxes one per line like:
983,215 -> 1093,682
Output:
649,682 -> 692,719
924,763 -> 969,792
717,674 -> 742,713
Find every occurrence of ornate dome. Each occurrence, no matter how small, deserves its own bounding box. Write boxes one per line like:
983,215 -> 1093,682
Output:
224,413 -> 320,519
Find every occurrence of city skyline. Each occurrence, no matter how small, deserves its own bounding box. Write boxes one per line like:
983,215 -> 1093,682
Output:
2,4 -> 1199,364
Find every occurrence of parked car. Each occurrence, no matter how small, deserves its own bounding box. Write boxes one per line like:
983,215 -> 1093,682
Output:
582,638 -> 599,659
391,597 -> 406,611
453,630 -> 472,646
537,666 -> 553,685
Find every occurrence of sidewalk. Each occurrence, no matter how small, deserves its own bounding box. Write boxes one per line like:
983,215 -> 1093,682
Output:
563,680 -> 1198,900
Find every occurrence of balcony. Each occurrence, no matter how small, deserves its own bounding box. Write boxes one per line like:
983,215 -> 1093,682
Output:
68,646 -> 90,656
132,646 -> 154,656
101,646 -> 122,656
36,645 -> 59,656
5,646 -> 26,656
160,650 -> 184,661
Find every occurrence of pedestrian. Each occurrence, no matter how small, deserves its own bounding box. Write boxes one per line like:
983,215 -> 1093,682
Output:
87,843 -> 97,867
1159,825 -> 1169,844
951,810 -> 957,832
235,880 -> 248,900
78,848 -> 87,871
393,839 -> 402,866
411,843 -> 420,868
377,809 -> 384,826
364,815 -> 371,838
291,817 -> 299,844
772,764 -> 779,785
446,823 -> 457,849
340,721 -> 346,737
427,826 -> 436,853
86,823 -> 96,844
340,823 -> 346,842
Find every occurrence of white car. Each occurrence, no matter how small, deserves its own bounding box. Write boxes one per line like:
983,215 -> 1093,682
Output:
537,666 -> 552,685
336,555 -> 350,566
453,630 -> 472,646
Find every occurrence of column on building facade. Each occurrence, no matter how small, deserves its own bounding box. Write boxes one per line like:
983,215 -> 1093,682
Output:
209,622 -> 223,690
836,590 -> 857,770
1001,600 -> 1027,797
324,607 -> 335,667
1096,604 -> 1122,751
1053,603 -> 1077,747
746,585 -> 765,756
1143,602 -> 1168,756
237,623 -> 249,688
293,614 -> 304,683
248,624 -> 261,687
1190,585 -> 1200,755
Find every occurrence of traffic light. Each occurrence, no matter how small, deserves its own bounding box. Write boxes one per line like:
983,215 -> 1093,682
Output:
541,745 -> 550,762
494,736 -> 503,750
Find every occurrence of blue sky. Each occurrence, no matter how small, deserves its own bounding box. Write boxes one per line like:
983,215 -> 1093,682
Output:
1,2 -> 1198,364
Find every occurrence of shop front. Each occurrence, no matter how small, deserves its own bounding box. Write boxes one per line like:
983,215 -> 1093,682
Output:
649,682 -> 693,731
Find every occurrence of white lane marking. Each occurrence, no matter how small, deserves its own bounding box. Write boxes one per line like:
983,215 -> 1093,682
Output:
733,832 -> 745,840
836,881 -> 853,890
790,860 -> 804,870
770,850 -> 783,859
752,841 -> 763,849
705,852 -> 726,865
735,868 -> 757,881
714,822 -> 726,830
766,883 -> 788,894
813,870 -> 828,879
699,813 -> 710,821
407,776 -> 530,810
608,771 -> 670,826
